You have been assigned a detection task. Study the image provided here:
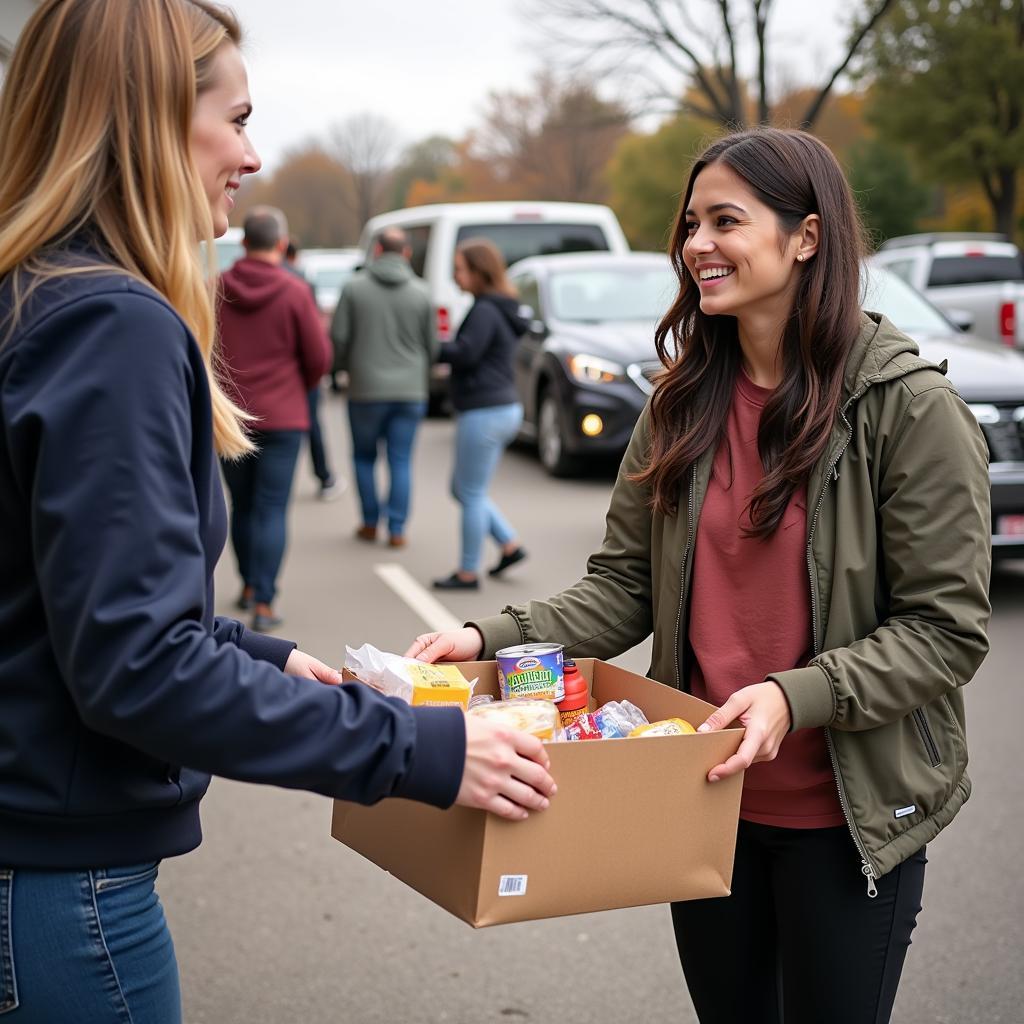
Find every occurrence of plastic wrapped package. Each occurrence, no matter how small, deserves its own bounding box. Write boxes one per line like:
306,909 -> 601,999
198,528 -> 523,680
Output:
467,698 -> 560,740
557,700 -> 649,741
343,644 -> 476,710
629,718 -> 697,738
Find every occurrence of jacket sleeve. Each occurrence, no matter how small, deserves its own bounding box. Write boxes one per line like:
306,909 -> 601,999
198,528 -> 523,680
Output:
10,291 -> 465,808
212,616 -> 296,670
438,303 -> 496,369
330,286 -> 353,374
770,381 -> 992,732
471,409 -> 655,658
293,283 -> 331,389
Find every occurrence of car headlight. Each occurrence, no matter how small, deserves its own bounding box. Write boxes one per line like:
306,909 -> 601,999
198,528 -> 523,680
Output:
567,354 -> 626,384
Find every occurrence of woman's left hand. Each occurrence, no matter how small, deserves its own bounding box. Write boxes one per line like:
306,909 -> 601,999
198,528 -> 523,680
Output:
698,681 -> 792,782
284,648 -> 342,685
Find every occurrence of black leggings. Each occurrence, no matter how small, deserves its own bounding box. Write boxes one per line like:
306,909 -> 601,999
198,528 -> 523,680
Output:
671,820 -> 927,1024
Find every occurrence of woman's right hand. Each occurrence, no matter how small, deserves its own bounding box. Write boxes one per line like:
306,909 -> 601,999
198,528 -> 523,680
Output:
456,715 -> 556,820
404,627 -> 483,663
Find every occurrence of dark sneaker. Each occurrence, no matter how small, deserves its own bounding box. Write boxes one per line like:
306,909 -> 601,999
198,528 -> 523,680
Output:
488,546 -> 527,577
318,478 -> 345,502
432,572 -> 479,591
236,587 -> 254,611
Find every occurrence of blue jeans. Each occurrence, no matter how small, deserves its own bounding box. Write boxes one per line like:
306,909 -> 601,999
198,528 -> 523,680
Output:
347,400 -> 426,537
221,429 -> 303,605
0,863 -> 180,1022
451,403 -> 523,573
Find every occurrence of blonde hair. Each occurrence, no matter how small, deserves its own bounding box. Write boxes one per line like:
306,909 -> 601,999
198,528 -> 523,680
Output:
0,0 -> 253,457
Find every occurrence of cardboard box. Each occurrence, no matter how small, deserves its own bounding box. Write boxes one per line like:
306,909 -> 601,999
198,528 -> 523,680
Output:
331,659 -> 744,928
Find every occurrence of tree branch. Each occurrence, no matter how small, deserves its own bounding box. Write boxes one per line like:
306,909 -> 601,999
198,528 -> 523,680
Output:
800,0 -> 897,128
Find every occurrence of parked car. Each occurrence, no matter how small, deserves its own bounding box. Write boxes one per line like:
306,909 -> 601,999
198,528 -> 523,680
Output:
506,255 -> 1024,558
199,225 -> 244,275
360,202 -> 631,413
507,251 -> 675,475
297,247 -> 362,323
869,233 -> 1024,349
863,265 -> 1024,559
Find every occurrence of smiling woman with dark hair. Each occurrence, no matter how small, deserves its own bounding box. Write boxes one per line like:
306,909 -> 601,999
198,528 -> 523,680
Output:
407,127 -> 993,1024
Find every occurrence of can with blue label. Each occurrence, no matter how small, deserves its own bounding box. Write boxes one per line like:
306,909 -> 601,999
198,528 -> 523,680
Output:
495,643 -> 564,702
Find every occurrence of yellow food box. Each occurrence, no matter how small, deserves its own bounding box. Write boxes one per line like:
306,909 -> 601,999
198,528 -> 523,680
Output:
406,662 -> 473,710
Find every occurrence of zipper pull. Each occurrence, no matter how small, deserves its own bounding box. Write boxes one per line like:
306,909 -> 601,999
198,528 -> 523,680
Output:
832,463 -> 840,482
861,861 -> 878,899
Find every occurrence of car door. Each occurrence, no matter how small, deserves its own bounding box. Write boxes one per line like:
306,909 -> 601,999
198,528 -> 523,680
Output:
511,271 -> 545,427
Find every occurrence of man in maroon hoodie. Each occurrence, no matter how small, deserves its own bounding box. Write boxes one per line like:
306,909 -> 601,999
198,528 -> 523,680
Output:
218,207 -> 331,631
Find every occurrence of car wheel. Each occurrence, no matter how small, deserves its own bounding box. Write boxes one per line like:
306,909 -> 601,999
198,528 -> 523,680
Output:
537,390 -> 577,477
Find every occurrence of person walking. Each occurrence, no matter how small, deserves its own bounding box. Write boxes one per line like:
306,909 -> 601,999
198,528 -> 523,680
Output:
0,4 -> 555,1021
406,128 -> 992,1024
218,206 -> 329,630
284,236 -> 343,501
431,239 -> 528,591
330,227 -> 434,547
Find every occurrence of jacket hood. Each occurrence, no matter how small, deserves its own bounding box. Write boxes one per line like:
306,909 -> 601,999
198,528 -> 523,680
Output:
219,258 -> 292,310
368,254 -> 415,287
844,312 -> 934,401
479,292 -> 529,335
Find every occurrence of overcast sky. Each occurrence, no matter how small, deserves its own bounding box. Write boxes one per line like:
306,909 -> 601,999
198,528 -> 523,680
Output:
235,0 -> 851,174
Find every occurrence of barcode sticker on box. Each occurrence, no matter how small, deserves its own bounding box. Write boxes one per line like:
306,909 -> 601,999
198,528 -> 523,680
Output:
498,874 -> 528,897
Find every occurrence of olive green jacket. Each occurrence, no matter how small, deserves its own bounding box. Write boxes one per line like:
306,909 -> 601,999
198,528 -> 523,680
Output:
473,313 -> 991,888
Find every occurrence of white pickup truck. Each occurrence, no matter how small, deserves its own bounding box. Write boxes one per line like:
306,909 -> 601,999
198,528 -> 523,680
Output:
869,233 -> 1024,349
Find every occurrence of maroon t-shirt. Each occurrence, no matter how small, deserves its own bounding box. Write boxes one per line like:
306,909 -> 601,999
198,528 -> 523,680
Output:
688,370 -> 844,829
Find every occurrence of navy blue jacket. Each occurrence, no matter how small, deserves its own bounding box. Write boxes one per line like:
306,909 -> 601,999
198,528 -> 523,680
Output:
0,254 -> 465,869
438,293 -> 527,412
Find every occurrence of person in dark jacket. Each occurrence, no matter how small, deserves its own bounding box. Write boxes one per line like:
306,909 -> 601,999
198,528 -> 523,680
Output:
285,236 -> 343,502
0,4 -> 554,1021
218,206 -> 330,630
406,129 -> 991,1024
432,239 -> 529,590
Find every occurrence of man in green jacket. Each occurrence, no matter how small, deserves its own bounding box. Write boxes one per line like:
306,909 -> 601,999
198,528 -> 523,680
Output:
331,228 -> 437,547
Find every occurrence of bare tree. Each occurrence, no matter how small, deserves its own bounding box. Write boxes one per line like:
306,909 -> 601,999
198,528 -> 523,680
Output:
328,113 -> 400,231
530,0 -> 896,129
473,72 -> 631,202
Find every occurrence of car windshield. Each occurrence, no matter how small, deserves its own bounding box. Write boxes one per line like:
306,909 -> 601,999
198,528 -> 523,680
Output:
548,266 -> 677,323
309,267 -> 355,289
862,267 -> 954,334
455,223 -> 610,267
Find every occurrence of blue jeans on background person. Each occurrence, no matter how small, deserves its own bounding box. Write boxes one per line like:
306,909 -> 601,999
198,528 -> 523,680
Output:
347,400 -> 427,539
0,862 -> 181,1022
221,430 -> 303,606
451,403 -> 523,573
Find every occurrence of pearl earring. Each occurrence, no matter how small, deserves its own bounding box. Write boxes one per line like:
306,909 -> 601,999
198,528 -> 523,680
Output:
797,254 -> 805,262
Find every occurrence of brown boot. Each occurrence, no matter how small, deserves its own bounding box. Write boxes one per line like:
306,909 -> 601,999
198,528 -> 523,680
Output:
355,525 -> 377,542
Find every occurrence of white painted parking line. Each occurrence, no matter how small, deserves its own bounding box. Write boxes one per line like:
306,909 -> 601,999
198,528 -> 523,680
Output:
373,563 -> 462,633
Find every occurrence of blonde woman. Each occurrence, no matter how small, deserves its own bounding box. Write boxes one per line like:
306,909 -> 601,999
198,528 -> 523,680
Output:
0,3 -> 554,1020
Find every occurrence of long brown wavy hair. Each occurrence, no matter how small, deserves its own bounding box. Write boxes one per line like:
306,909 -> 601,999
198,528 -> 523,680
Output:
632,127 -> 866,536
0,0 -> 253,457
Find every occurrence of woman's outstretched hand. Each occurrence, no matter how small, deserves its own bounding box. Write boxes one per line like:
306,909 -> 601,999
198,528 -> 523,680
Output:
456,714 -> 556,820
698,681 -> 792,782
404,627 -> 484,663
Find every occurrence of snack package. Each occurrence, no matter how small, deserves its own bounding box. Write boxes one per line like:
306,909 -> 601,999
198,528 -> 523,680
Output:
467,698 -> 560,741
343,644 -> 475,710
629,717 -> 696,738
558,700 -> 649,741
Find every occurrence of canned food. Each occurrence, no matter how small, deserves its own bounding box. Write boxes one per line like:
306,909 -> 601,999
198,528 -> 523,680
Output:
495,643 -> 564,701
